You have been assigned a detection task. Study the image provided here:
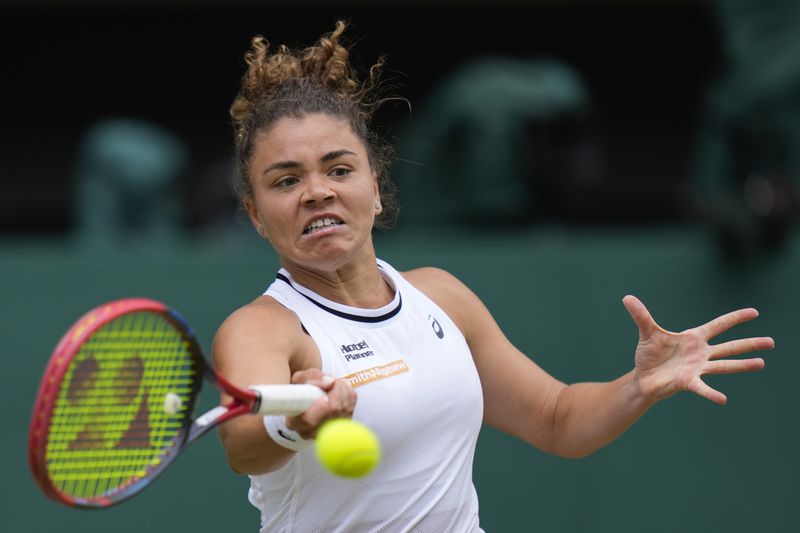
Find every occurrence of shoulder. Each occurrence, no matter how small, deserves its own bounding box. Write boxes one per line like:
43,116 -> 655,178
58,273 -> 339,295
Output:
216,295 -> 302,338
212,295 -> 308,368
400,267 -> 487,335
401,266 -> 469,297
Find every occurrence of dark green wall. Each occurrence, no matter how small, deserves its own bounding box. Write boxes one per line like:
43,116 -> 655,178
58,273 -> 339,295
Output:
2,227 -> 795,532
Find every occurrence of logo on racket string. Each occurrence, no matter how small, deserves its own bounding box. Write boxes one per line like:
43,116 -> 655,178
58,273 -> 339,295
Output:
64,353 -> 152,450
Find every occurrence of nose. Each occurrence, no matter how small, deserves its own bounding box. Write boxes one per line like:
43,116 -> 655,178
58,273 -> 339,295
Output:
301,173 -> 336,205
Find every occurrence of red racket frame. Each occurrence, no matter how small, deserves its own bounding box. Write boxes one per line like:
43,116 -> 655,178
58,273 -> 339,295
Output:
28,298 -> 260,508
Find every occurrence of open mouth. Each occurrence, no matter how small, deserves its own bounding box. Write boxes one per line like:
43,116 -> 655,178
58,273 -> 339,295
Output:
304,217 -> 344,235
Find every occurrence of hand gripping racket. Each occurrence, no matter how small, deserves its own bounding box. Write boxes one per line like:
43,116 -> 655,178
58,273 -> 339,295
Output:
27,298 -> 325,508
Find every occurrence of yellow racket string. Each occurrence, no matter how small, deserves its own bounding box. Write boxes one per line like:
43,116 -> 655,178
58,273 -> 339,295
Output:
45,311 -> 198,500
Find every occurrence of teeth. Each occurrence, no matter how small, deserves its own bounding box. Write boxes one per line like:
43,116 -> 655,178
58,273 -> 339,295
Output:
306,218 -> 341,234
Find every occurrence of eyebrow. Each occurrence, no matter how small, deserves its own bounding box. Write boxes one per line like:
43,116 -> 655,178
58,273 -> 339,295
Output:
321,149 -> 358,162
262,149 -> 359,175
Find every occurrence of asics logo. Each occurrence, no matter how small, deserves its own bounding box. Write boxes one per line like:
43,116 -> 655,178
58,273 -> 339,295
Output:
428,315 -> 444,339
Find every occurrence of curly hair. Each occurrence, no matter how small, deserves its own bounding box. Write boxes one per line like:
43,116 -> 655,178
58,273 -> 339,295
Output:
230,20 -> 399,229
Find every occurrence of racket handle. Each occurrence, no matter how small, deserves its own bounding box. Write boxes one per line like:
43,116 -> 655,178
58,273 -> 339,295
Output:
249,384 -> 326,415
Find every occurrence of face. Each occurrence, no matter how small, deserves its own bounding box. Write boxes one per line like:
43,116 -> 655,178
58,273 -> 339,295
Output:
244,113 -> 382,273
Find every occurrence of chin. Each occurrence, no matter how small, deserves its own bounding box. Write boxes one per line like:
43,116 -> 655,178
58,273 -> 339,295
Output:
287,234 -> 374,272
294,249 -> 355,272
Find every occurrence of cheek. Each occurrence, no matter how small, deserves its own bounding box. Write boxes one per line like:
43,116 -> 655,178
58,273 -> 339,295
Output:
261,214 -> 288,247
251,199 -> 282,236
261,209 -> 283,234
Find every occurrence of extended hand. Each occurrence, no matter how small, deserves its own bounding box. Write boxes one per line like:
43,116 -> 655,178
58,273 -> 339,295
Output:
623,295 -> 773,405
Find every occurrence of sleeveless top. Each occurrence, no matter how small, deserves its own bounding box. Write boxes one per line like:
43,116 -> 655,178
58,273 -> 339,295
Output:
248,259 -> 485,532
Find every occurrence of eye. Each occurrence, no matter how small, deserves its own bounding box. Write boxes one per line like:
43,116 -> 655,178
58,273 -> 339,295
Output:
275,176 -> 299,188
329,167 -> 351,178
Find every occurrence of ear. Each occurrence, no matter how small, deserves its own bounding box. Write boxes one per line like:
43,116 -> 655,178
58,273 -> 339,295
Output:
243,196 -> 267,237
372,170 -> 383,215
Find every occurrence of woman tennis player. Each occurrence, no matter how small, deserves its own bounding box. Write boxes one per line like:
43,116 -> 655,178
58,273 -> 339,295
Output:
212,20 -> 773,532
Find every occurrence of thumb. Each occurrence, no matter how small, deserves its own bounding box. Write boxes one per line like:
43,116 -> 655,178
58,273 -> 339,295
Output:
291,368 -> 336,390
622,294 -> 658,340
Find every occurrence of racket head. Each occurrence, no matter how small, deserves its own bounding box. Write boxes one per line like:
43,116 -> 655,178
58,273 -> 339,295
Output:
28,298 -> 205,508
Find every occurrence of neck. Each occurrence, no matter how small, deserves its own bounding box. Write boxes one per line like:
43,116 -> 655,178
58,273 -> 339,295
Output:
280,254 -> 393,309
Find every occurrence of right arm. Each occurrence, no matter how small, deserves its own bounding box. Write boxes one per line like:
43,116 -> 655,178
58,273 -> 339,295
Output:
211,297 -> 356,475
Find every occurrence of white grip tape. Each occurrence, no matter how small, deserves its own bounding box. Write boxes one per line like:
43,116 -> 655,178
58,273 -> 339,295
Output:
249,384 -> 326,415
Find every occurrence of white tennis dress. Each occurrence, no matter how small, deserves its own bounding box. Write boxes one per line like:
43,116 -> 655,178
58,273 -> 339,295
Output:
248,259 -> 485,532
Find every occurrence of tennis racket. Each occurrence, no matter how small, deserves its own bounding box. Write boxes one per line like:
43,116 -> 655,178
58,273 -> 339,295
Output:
28,297 -> 325,509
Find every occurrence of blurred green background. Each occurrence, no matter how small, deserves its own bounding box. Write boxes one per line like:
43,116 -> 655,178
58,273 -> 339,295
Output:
2,230 -> 795,531
2,0 -> 798,531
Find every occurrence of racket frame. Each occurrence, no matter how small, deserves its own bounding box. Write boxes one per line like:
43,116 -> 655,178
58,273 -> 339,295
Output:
28,297 -> 319,509
27,298 -> 260,508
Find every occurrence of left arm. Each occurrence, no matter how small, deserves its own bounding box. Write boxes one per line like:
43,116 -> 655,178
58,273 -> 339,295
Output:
532,295 -> 772,458
406,269 -> 773,459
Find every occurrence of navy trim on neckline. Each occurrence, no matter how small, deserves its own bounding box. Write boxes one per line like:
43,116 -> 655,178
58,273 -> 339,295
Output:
275,272 -> 402,323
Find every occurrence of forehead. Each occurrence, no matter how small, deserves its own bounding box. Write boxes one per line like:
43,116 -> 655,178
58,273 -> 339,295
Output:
254,113 -> 365,162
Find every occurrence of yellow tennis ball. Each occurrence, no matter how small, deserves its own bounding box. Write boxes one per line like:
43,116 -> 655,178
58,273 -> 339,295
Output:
163,392 -> 183,415
315,418 -> 381,478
